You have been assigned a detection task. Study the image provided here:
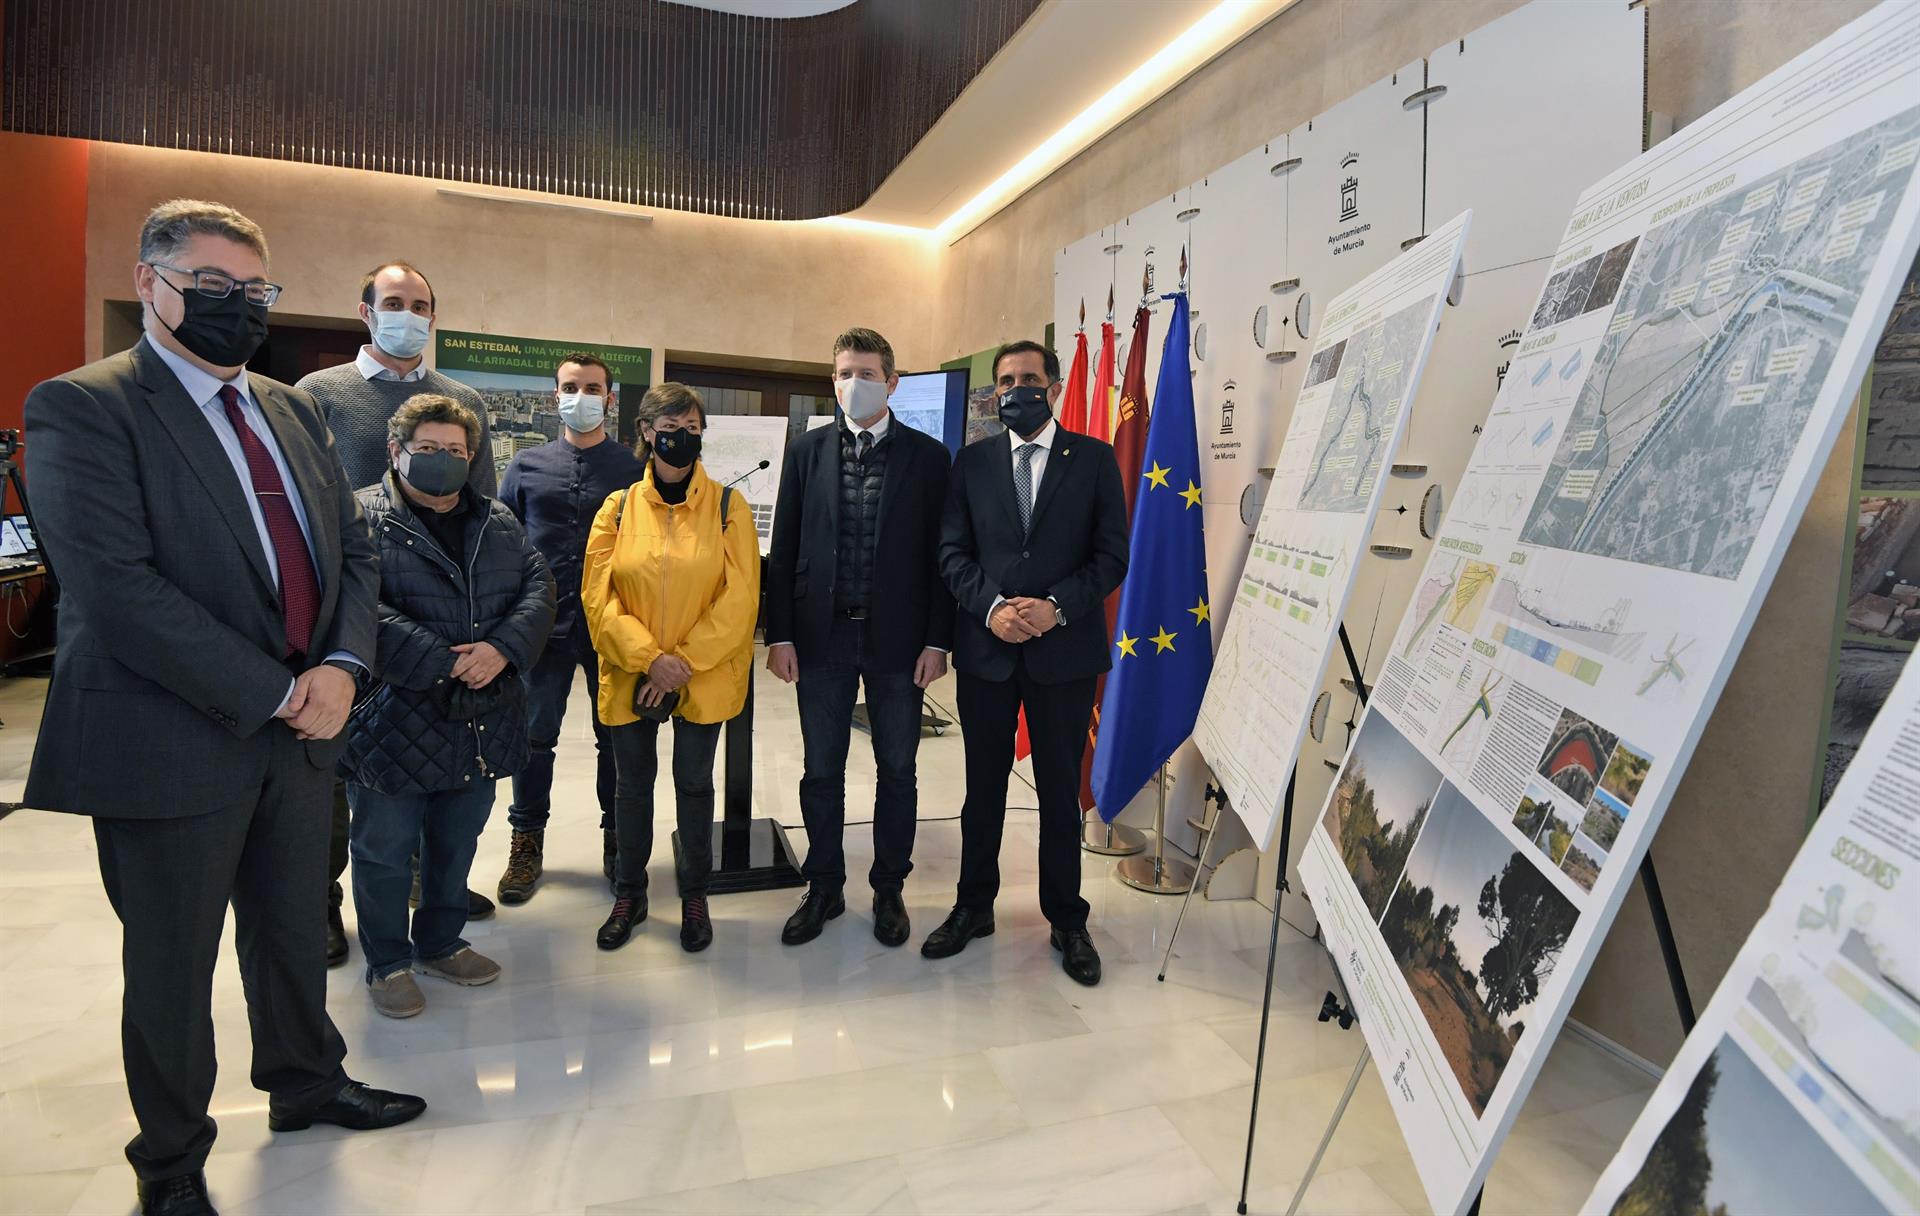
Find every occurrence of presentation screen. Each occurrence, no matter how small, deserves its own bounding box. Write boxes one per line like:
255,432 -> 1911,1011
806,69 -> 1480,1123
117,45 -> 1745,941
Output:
890,369 -> 967,453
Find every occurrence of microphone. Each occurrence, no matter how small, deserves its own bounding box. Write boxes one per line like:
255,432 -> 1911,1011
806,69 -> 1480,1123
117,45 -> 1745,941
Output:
723,460 -> 770,490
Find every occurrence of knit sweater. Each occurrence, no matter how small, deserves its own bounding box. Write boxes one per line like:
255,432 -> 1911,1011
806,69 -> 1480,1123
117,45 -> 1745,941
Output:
294,361 -> 497,496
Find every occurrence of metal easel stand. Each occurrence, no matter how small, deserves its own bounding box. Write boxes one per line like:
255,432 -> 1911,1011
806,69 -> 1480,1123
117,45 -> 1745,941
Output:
1161,621 -> 1371,989
1275,771 -> 1699,1209
1116,760 -> 1195,894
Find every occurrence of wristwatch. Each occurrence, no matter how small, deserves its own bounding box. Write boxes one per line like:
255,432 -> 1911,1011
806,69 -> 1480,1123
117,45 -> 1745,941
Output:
322,658 -> 369,691
1049,596 -> 1066,627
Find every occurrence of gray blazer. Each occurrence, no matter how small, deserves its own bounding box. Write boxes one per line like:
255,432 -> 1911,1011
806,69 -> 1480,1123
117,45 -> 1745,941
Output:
23,337 -> 378,819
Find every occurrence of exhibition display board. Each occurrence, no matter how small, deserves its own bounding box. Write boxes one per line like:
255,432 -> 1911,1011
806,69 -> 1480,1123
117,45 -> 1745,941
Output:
1195,211 -> 1471,849
1294,4 -> 1920,1210
1583,650 -> 1919,1216
697,415 -> 787,554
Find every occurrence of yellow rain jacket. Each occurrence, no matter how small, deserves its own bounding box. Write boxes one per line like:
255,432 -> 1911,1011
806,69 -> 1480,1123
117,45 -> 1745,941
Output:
582,463 -> 760,727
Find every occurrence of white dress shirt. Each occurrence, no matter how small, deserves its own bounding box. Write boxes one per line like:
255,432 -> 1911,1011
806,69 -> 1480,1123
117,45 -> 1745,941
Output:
147,337 -> 364,708
355,345 -> 429,382
1008,418 -> 1057,498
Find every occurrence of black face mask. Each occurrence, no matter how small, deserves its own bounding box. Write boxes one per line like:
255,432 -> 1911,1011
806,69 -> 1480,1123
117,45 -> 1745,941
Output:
398,449 -> 470,497
155,273 -> 269,367
652,428 -> 701,469
997,385 -> 1053,437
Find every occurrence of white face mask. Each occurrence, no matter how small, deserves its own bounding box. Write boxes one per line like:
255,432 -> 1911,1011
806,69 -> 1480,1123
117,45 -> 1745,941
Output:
837,376 -> 889,424
368,309 -> 431,360
557,391 -> 607,433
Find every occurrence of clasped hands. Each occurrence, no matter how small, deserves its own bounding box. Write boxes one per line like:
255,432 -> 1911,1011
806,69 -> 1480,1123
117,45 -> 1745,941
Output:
638,652 -> 694,708
991,597 -> 1058,645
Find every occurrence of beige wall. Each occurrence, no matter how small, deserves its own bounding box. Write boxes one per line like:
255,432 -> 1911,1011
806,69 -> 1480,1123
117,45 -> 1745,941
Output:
935,0 -> 1877,1065
84,144 -> 941,375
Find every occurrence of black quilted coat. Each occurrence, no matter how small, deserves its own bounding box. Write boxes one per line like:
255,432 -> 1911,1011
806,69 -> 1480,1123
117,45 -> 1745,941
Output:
342,473 -> 556,796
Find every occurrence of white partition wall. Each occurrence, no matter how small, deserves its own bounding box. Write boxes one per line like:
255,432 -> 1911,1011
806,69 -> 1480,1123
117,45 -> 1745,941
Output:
1054,0 -> 1646,912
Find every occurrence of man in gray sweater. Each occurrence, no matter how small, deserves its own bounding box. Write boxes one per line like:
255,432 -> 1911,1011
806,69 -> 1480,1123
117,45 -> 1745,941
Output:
296,260 -> 499,964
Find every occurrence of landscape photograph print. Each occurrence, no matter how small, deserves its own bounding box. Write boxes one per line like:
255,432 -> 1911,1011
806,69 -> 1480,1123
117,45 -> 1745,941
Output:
1379,781 -> 1580,1117
1609,1036 -> 1890,1216
1321,712 -> 1445,921
1538,707 -> 1621,803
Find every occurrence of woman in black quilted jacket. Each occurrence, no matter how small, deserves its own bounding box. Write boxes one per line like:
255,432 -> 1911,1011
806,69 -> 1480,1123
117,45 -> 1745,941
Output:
342,394 -> 555,1019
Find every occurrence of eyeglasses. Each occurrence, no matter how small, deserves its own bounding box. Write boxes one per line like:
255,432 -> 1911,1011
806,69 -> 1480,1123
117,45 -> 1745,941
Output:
407,440 -> 471,461
148,262 -> 284,306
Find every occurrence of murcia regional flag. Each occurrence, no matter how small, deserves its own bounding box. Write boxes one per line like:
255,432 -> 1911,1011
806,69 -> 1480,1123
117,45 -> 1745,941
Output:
1090,288 -> 1211,818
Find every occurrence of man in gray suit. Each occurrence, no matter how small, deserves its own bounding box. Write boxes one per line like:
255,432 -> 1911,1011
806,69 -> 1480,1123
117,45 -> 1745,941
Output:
24,200 -> 426,1216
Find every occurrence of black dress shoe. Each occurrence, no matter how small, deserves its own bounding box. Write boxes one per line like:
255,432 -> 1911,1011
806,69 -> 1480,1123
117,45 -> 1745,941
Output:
1051,926 -> 1102,987
920,906 -> 994,959
467,888 -> 494,920
267,1079 -> 428,1133
597,895 -> 646,950
780,886 -> 845,946
138,1171 -> 216,1216
873,890 -> 910,948
326,902 -> 349,969
681,896 -> 714,953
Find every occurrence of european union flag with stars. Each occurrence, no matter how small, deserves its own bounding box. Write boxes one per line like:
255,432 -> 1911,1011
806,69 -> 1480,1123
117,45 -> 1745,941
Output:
1091,289 -> 1212,819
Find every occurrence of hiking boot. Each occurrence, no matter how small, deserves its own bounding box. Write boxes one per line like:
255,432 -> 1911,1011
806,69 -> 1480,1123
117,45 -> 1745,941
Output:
416,946 -> 501,986
497,829 -> 544,905
680,896 -> 713,953
369,968 -> 425,1018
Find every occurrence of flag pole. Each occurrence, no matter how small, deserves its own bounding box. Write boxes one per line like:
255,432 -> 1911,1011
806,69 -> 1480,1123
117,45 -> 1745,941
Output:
1081,812 -> 1147,855
1115,761 -> 1195,895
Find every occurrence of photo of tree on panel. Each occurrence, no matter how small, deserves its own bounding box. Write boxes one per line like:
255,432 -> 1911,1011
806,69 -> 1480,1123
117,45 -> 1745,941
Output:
1321,713 -> 1444,921
1380,781 -> 1580,1116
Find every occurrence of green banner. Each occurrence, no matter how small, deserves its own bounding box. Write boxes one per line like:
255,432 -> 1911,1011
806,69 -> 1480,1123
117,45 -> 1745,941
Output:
435,330 -> 651,382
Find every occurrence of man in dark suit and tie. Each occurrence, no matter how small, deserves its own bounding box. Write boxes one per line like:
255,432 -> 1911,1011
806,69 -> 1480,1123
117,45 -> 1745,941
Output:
24,200 -> 426,1216
925,340 -> 1128,986
764,327 -> 955,948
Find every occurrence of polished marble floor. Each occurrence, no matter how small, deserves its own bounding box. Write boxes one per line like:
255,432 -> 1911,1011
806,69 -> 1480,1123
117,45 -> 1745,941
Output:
0,661 -> 1655,1215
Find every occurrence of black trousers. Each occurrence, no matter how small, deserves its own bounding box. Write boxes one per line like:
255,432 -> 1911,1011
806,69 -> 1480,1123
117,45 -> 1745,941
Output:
610,716 -> 724,900
795,617 -> 923,894
328,778 -> 348,908
94,722 -> 349,1181
954,661 -> 1096,931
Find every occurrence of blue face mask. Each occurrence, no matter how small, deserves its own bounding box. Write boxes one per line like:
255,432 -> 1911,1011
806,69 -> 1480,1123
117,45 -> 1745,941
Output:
369,309 -> 431,359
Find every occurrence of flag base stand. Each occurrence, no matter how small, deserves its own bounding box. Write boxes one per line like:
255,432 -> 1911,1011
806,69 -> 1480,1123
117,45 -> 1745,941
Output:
1081,813 -> 1147,855
1116,762 -> 1194,894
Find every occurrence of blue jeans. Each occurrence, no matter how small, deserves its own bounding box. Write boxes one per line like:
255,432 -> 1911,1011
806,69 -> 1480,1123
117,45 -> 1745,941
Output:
508,637 -> 615,833
347,780 -> 496,979
795,617 -> 923,893
611,716 -> 723,900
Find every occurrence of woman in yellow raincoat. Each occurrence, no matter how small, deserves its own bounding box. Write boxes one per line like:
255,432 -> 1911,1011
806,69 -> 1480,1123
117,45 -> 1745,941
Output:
582,383 -> 759,953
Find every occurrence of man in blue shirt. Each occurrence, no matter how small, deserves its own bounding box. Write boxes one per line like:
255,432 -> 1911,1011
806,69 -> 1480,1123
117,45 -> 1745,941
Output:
494,353 -> 646,902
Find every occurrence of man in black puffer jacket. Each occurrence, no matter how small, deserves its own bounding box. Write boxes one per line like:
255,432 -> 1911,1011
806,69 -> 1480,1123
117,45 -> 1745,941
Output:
343,394 -> 555,1019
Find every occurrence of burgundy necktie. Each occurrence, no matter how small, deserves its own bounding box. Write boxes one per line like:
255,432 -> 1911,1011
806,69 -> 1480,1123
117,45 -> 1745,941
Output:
219,385 -> 319,658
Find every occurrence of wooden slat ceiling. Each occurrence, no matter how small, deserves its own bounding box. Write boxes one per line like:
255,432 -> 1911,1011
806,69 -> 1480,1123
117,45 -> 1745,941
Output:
2,0 -> 1041,220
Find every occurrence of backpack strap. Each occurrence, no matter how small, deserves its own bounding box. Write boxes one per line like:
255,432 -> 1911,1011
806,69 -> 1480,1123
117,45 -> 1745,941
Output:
616,483 -> 730,531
